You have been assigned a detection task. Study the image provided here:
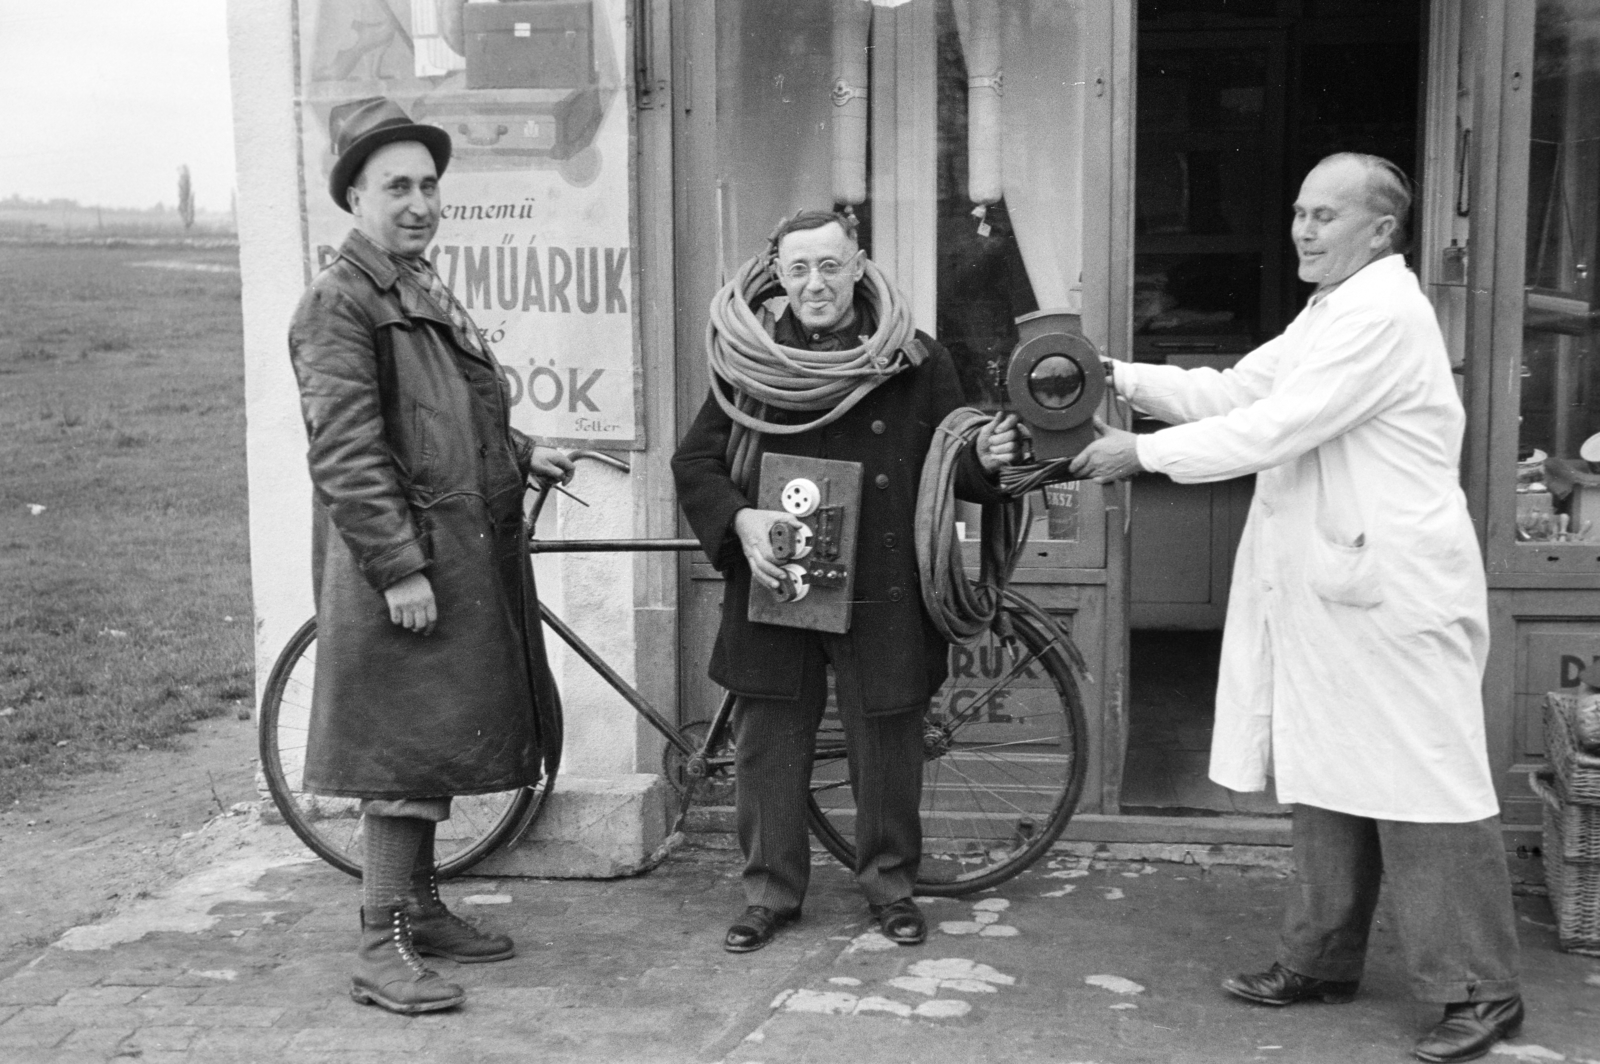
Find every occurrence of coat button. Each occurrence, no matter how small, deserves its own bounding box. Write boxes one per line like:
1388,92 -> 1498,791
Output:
871,420 -> 886,435
874,474 -> 889,489
883,533 -> 897,549
888,587 -> 904,602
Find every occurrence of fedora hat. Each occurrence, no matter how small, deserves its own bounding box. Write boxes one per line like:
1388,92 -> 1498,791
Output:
326,97 -> 452,212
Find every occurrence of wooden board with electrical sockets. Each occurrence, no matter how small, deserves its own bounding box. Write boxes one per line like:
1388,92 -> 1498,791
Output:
746,453 -> 862,634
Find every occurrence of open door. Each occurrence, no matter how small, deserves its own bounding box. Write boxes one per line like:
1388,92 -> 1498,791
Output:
672,0 -> 1137,814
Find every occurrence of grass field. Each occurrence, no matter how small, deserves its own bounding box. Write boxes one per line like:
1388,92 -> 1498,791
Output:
0,243 -> 251,806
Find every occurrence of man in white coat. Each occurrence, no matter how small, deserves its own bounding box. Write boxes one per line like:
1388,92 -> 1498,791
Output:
1072,153 -> 1522,1064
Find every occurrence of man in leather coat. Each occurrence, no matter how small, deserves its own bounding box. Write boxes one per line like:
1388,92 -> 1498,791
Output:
287,98 -> 571,1014
673,211 -> 1018,952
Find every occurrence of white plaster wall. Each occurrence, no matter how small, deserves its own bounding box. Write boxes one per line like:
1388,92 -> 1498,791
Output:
227,0 -> 313,699
533,468 -> 639,779
227,1 -> 642,779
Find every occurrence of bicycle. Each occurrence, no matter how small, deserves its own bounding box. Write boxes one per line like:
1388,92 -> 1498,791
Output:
261,458 -> 1089,893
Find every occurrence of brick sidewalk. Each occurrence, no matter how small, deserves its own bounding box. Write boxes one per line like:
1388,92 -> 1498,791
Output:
3,819 -> 1597,1064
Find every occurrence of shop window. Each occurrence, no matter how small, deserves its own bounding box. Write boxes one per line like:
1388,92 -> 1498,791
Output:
1516,0 -> 1600,546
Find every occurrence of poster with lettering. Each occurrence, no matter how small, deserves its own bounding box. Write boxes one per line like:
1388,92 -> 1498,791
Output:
292,0 -> 641,448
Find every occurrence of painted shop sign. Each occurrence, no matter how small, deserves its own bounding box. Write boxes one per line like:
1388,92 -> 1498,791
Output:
292,0 -> 642,448
1515,623 -> 1600,757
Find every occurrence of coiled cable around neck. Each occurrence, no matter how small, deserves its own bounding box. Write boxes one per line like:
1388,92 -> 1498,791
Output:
707,254 -> 920,489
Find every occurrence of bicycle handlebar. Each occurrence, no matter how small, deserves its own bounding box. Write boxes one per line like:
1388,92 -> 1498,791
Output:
524,452 -> 703,557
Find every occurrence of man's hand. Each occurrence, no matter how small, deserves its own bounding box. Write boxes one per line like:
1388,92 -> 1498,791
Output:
977,413 -> 1022,473
1069,417 -> 1144,484
384,571 -> 437,635
733,508 -> 806,591
529,446 -> 575,485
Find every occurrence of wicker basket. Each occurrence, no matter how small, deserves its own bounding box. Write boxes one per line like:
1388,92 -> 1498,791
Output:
1544,693 -> 1600,804
1531,768 -> 1600,957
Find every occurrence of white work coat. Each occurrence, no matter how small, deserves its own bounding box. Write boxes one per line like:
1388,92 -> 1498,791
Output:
1118,254 -> 1499,822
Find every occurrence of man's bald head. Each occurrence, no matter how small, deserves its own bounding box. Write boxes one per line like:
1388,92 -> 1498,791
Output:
1313,152 -> 1412,254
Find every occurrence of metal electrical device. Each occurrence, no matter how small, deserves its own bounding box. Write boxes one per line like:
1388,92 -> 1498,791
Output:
748,454 -> 862,634
1005,309 -> 1106,463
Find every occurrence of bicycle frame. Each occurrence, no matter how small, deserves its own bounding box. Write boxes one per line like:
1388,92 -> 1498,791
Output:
524,454 -> 1090,894
525,456 -> 727,778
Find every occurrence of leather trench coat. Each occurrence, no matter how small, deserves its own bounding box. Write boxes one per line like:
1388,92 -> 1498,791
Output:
672,305 -> 1002,716
288,230 -> 559,799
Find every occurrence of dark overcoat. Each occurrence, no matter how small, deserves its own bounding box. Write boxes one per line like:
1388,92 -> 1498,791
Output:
672,302 -> 1002,716
288,230 -> 560,799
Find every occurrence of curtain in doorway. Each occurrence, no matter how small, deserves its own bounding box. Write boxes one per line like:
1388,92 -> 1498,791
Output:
951,0 -> 1088,313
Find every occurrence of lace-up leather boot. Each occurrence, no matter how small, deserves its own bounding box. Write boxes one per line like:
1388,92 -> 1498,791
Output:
350,907 -> 465,1014
407,866 -> 516,963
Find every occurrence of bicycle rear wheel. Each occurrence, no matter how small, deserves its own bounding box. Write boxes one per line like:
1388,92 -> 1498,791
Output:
806,596 -> 1088,895
258,617 -> 555,879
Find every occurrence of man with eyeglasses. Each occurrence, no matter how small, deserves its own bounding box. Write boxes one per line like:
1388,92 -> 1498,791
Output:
673,210 -> 1019,953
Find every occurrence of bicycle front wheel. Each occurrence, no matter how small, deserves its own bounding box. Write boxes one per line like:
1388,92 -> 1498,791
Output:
258,617 -> 555,878
806,597 -> 1088,895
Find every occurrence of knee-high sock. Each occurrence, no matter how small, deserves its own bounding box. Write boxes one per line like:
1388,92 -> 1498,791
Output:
408,820 -> 439,906
362,814 -> 427,913
414,819 -> 436,873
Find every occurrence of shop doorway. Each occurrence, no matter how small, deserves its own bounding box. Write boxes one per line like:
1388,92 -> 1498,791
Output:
1122,0 -> 1427,815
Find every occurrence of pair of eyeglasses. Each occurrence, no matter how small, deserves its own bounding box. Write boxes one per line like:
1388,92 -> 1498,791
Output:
779,260 -> 849,283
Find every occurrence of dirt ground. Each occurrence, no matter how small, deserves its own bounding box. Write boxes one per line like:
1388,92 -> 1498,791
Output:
0,712 -> 260,979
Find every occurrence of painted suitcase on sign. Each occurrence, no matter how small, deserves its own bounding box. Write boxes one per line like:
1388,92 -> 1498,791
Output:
463,1 -> 593,90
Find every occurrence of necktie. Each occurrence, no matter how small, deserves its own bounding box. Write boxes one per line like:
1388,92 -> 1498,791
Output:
404,258 -> 486,357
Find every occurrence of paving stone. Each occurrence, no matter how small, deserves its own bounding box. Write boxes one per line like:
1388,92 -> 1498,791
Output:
115,1052 -> 190,1064
0,977 -> 74,1005
136,1003 -> 286,1027
9,1004 -> 148,1028
466,986 -> 562,1009
58,1024 -> 135,1053
184,1027 -> 296,1056
97,967 -> 190,987
0,1022 -> 70,1049
133,985 -> 205,1006
120,1024 -> 201,1052
57,984 -> 148,1007
25,1051 -> 131,1064
287,1025 -> 432,1053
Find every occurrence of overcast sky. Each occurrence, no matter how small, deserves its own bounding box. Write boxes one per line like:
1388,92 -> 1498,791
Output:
0,0 -> 236,212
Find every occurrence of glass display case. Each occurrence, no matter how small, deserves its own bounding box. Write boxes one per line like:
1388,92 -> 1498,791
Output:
1512,0 -> 1600,552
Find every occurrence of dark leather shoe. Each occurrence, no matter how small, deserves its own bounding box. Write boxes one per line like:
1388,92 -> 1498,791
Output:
870,897 -> 927,945
1413,996 -> 1524,1063
723,905 -> 799,953
1222,962 -> 1358,1006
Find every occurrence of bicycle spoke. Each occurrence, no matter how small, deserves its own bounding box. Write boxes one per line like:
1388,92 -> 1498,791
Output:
957,748 -> 1059,801
951,735 -> 1064,755
930,756 -> 1037,820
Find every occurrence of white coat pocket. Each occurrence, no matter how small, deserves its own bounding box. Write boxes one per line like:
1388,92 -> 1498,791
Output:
1307,531 -> 1384,609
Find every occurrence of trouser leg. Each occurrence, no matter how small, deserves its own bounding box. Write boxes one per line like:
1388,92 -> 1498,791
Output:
1278,803 -> 1383,983
841,705 -> 925,905
1376,816 -> 1521,1004
730,639 -> 827,913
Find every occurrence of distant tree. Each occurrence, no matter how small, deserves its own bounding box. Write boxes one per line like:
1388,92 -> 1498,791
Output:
177,166 -> 195,229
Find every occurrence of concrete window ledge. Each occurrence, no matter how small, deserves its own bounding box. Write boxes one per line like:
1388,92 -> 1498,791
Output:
472,774 -> 674,880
